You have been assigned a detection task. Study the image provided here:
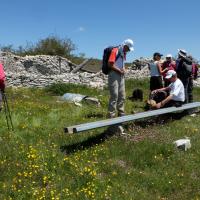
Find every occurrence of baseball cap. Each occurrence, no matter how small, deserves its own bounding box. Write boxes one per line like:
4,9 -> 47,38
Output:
153,52 -> 163,57
123,39 -> 134,51
165,70 -> 176,79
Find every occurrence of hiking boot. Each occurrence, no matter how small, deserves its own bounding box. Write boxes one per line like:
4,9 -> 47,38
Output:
118,112 -> 126,117
107,112 -> 116,118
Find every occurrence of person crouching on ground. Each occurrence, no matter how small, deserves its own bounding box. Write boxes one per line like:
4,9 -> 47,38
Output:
151,70 -> 185,109
108,39 -> 134,118
0,61 -> 6,111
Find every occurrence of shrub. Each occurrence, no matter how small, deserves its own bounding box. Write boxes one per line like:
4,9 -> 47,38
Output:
1,35 -> 76,58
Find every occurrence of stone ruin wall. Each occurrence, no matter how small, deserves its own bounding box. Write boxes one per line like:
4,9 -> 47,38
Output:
0,52 -> 199,89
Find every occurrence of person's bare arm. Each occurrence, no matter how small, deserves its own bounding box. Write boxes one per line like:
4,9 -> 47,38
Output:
108,62 -> 124,74
155,94 -> 173,109
151,86 -> 170,95
157,62 -> 167,74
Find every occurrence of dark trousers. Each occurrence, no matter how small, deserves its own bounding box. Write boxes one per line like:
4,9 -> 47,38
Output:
164,100 -> 183,108
180,78 -> 189,103
150,76 -> 163,91
188,78 -> 193,103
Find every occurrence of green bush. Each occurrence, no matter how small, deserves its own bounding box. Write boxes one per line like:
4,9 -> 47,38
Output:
1,35 -> 76,58
45,82 -> 100,96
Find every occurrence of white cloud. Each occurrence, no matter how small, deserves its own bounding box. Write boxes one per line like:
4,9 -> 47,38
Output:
78,26 -> 85,32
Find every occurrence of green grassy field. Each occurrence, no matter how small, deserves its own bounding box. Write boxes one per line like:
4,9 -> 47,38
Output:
0,79 -> 200,200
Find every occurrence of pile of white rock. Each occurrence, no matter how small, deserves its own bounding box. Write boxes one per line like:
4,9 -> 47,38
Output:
1,52 -> 199,89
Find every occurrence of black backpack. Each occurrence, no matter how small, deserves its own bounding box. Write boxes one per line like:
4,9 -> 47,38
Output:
177,57 -> 192,78
182,60 -> 192,77
102,46 -> 120,75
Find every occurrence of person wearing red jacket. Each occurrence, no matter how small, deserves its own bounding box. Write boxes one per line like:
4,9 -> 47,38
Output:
162,54 -> 176,87
0,61 -> 6,110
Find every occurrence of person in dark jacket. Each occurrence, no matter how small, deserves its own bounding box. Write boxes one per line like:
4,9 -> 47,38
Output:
187,55 -> 199,102
176,49 -> 192,103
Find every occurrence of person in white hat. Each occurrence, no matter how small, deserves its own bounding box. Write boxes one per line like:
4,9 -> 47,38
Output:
162,54 -> 176,87
151,70 -> 185,109
176,49 -> 193,103
107,39 -> 134,117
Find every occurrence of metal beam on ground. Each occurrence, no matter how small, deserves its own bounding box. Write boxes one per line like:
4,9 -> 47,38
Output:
64,102 -> 200,134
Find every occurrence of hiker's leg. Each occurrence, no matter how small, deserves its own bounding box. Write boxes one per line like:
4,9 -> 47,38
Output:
188,78 -> 193,103
150,76 -> 163,91
164,100 -> 183,108
0,90 -> 2,111
108,71 -> 119,117
117,75 -> 125,116
182,78 -> 189,103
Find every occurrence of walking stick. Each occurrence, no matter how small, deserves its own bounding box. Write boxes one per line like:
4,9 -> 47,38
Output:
1,90 -> 14,131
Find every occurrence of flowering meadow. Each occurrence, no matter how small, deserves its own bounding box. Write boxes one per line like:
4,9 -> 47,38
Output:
1,79 -> 200,200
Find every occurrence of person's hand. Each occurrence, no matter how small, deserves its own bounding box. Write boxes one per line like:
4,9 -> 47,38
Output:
151,89 -> 158,95
120,68 -> 126,75
155,102 -> 162,109
164,68 -> 168,72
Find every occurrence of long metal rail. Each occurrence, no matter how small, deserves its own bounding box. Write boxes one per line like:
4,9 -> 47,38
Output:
64,102 -> 200,134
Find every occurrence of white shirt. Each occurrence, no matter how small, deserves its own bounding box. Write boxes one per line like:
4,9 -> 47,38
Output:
169,78 -> 185,102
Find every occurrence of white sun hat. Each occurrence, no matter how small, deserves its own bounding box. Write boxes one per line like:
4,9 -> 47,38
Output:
123,39 -> 134,51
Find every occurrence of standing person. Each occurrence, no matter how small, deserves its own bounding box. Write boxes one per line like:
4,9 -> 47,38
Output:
108,39 -> 134,118
151,70 -> 185,109
0,61 -> 6,110
187,55 -> 199,103
176,49 -> 192,103
162,54 -> 176,87
149,52 -> 167,91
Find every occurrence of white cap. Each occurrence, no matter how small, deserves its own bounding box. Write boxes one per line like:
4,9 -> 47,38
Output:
123,39 -> 134,51
166,54 -> 172,58
165,70 -> 176,79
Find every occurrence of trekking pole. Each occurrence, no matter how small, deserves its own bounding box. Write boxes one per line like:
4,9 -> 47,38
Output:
2,92 -> 10,130
1,91 -> 14,131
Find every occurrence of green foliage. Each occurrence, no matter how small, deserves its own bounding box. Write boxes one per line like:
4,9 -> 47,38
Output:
1,80 -> 200,199
45,82 -> 101,96
32,36 -> 76,57
1,35 -> 76,58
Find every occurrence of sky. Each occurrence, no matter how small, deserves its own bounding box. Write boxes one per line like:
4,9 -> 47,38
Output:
0,0 -> 199,62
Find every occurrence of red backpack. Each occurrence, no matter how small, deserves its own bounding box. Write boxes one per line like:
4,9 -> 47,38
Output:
192,63 -> 199,80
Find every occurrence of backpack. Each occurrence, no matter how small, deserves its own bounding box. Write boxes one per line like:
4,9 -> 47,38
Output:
129,88 -> 143,101
102,46 -> 120,75
192,63 -> 199,80
182,60 -> 192,77
177,57 -> 192,79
